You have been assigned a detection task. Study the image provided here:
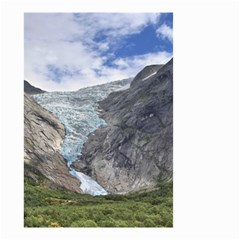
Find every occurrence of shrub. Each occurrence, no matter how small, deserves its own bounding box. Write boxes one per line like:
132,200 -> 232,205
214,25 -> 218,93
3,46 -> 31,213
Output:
132,220 -> 144,227
135,212 -> 146,222
48,222 -> 61,227
102,208 -> 114,215
148,214 -> 163,226
114,220 -> 129,227
24,177 -> 173,228
24,215 -> 45,227
99,219 -> 116,227
48,198 -> 61,205
70,220 -> 98,227
91,211 -> 106,222
143,218 -> 156,227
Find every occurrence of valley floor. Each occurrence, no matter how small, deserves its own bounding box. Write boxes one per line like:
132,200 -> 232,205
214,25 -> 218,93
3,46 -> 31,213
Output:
24,178 -> 173,228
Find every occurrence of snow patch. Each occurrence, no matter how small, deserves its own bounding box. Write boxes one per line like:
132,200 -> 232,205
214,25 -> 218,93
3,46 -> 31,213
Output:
141,71 -> 157,81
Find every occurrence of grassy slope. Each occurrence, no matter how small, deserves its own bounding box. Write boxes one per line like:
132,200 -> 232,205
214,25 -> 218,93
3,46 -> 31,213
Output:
24,177 -> 173,227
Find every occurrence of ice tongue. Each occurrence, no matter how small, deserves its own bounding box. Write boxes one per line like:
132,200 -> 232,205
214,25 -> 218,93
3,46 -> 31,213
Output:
70,170 -> 108,196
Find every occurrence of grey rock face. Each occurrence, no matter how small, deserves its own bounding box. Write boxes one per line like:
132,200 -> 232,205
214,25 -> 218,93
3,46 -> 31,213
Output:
72,58 -> 173,194
130,64 -> 163,88
24,93 -> 81,193
24,80 -> 46,95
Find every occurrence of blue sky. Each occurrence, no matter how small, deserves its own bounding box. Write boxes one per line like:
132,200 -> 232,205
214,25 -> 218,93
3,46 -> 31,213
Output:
25,13 -> 173,91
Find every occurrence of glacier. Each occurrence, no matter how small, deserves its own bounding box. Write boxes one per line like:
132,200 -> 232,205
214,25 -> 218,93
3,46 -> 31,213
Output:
33,79 -> 131,195
70,170 -> 107,196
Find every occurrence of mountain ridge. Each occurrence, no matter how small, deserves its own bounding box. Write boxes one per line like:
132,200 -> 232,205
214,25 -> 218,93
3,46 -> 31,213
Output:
72,58 -> 173,194
24,80 -> 46,95
24,59 -> 173,195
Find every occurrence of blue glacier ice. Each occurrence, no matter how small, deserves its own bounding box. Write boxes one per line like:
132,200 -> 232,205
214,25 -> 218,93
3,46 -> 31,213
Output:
33,80 -> 131,195
70,169 -> 108,196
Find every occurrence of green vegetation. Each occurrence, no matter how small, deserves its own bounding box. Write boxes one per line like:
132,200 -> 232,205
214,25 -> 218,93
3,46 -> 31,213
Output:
24,177 -> 173,227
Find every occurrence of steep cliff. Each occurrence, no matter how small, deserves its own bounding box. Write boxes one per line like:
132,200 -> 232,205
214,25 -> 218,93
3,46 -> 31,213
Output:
72,58 -> 173,194
24,93 -> 81,193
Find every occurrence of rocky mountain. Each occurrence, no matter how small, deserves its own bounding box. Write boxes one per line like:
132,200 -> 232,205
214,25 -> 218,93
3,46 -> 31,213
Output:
130,64 -> 163,87
24,92 -> 82,193
72,58 -> 173,194
30,78 -> 133,195
24,80 -> 46,95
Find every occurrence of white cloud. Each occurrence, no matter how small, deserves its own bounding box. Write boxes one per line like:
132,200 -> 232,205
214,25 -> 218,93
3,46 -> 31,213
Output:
25,51 -> 172,91
156,23 -> 173,42
74,13 -> 160,38
24,13 -> 172,91
113,51 -> 172,70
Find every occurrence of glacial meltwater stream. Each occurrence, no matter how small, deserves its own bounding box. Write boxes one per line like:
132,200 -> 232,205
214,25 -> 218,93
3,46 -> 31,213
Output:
33,80 -> 130,195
